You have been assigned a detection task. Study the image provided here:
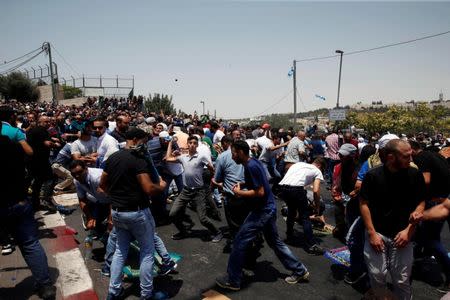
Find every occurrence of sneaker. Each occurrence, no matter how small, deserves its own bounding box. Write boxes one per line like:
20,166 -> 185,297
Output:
1,244 -> 14,255
37,284 -> 56,300
285,271 -> 310,284
172,231 -> 188,240
437,282 -> 450,294
141,290 -> 169,300
211,231 -> 224,243
101,265 -> 111,277
106,288 -> 125,300
158,260 -> 177,276
307,244 -> 325,256
215,275 -> 240,291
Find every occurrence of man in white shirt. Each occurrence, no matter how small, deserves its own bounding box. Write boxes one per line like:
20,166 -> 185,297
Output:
278,157 -> 326,255
92,116 -> 119,168
211,122 -> 225,145
256,133 -> 289,180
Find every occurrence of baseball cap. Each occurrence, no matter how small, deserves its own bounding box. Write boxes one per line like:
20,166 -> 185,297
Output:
338,143 -> 357,156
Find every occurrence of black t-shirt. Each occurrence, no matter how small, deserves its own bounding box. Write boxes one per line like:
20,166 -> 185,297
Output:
27,126 -> 51,165
104,149 -> 151,209
0,124 -> 26,207
360,165 -> 425,238
413,150 -> 450,199
110,129 -> 126,143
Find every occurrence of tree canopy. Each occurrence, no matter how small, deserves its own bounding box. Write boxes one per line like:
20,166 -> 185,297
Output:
0,72 -> 39,102
144,93 -> 176,115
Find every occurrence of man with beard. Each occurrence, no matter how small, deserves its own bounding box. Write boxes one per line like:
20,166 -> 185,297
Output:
110,115 -> 130,147
360,139 -> 425,299
100,128 -> 167,299
216,140 -> 309,291
92,116 -> 119,168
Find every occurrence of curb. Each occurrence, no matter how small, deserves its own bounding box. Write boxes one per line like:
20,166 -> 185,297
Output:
37,211 -> 98,300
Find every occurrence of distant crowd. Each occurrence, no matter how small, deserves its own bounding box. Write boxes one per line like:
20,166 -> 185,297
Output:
1,96 -> 450,300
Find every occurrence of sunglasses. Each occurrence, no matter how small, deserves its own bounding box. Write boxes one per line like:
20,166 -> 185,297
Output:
93,126 -> 104,129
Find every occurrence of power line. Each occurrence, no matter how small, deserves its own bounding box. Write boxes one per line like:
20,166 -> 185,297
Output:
296,89 -> 307,112
294,29 -> 450,63
51,44 -> 81,77
0,47 -> 42,67
255,90 -> 293,117
0,50 -> 45,75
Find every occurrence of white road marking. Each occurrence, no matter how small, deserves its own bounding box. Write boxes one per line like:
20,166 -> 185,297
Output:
55,248 -> 94,297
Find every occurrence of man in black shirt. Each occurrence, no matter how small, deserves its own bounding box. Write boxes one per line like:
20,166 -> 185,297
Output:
0,122 -> 56,299
360,139 -> 425,300
100,128 -> 166,300
409,140 -> 450,294
27,116 -> 60,210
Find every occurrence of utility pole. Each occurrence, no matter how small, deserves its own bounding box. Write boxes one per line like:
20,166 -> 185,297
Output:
335,50 -> 344,108
292,60 -> 297,128
43,42 -> 57,104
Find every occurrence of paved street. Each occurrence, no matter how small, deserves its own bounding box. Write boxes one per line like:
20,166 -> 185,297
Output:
1,191 -> 449,299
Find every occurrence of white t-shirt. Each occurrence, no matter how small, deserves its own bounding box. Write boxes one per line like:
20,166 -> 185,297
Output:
71,137 -> 98,156
97,133 -> 119,163
256,136 -> 273,162
279,162 -> 324,187
213,130 -> 225,144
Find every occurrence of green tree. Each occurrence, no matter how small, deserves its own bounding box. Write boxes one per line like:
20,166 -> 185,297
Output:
0,72 -> 39,102
62,85 -> 82,99
144,93 -> 176,115
261,114 -> 292,129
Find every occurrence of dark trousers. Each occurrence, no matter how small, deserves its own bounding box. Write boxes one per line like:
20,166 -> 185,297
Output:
326,158 -> 340,184
280,186 -> 315,247
30,165 -> 53,210
223,193 -> 250,238
169,188 -> 219,235
347,217 -> 367,276
0,201 -> 51,287
416,220 -> 450,283
227,208 -> 308,286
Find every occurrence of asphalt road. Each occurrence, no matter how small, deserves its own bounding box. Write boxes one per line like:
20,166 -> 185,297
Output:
62,189 -> 449,300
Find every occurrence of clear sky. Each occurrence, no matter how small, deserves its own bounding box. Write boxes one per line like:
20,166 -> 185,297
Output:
1,1 -> 450,119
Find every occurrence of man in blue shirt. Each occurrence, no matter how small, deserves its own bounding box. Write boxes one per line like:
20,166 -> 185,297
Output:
0,106 -> 33,156
216,140 -> 309,291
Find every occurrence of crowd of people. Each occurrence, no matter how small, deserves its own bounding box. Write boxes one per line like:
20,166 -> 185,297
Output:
1,97 -> 450,300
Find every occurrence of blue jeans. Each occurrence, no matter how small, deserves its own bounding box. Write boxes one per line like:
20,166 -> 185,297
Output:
109,208 -> 155,298
104,225 -> 170,272
0,201 -> 51,287
346,217 -> 366,276
227,208 -> 308,286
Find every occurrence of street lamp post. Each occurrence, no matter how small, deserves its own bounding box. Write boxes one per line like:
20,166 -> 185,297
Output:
335,50 -> 344,108
200,101 -> 205,115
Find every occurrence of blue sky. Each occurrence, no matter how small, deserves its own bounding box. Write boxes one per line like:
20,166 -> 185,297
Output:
1,1 -> 450,118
